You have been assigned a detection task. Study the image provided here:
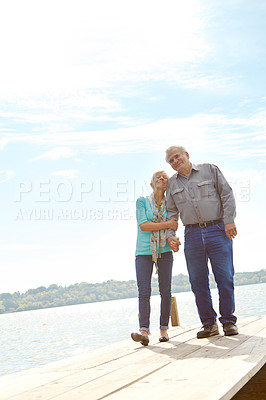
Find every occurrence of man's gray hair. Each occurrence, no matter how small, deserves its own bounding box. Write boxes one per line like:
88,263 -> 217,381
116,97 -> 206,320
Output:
165,145 -> 187,163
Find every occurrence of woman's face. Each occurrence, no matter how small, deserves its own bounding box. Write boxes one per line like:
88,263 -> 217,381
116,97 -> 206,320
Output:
152,172 -> 168,191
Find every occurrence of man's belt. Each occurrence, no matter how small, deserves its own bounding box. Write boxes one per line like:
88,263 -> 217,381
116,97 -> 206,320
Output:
186,219 -> 223,228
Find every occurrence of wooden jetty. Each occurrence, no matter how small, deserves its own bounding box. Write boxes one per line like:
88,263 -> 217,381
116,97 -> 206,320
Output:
0,316 -> 265,400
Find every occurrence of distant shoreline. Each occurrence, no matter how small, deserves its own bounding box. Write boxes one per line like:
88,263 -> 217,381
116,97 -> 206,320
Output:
0,270 -> 265,315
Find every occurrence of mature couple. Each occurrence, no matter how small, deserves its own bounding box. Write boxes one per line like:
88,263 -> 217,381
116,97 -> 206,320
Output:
131,145 -> 238,346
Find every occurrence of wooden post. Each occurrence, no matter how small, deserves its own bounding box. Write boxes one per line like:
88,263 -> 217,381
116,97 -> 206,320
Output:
171,296 -> 180,326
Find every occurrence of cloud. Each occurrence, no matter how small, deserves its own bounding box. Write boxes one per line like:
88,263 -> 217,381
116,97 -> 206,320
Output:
0,89 -> 122,136
1,110 -> 266,162
17,113 -> 266,161
31,147 -> 75,161
0,0 -> 209,95
51,169 -> 79,179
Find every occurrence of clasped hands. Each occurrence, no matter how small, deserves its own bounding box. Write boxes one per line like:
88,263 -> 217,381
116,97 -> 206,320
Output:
167,236 -> 181,252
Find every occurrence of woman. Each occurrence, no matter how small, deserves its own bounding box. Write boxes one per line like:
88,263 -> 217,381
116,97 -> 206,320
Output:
131,170 -> 179,346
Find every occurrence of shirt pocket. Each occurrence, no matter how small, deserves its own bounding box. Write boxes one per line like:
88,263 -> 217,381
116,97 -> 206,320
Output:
197,180 -> 216,198
171,187 -> 186,204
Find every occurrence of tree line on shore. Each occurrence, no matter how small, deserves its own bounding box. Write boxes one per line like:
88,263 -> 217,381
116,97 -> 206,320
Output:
0,269 -> 265,314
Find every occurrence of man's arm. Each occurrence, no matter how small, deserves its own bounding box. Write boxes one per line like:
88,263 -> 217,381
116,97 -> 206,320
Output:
166,181 -> 181,251
166,182 -> 180,238
213,165 -> 237,239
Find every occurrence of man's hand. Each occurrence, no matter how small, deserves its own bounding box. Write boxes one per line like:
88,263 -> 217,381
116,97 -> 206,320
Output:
167,236 -> 181,252
225,222 -> 237,240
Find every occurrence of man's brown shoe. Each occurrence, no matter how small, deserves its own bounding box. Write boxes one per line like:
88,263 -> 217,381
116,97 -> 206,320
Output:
223,323 -> 238,336
197,324 -> 219,339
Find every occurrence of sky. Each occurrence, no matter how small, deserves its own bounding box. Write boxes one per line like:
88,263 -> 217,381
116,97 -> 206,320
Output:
0,0 -> 266,294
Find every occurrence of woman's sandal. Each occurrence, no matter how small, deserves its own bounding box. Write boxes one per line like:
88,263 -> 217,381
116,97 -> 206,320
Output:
159,336 -> 169,342
131,332 -> 149,346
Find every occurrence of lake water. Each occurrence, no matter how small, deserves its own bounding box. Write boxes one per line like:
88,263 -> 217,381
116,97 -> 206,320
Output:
0,283 -> 265,377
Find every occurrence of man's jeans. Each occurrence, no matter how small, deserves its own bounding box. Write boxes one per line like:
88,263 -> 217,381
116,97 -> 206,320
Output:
184,222 -> 237,326
135,251 -> 173,332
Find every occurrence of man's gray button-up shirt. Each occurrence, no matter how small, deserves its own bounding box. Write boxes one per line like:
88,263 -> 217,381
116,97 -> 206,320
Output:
166,163 -> 236,238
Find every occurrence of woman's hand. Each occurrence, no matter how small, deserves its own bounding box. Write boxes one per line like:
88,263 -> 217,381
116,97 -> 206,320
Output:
167,218 -> 178,231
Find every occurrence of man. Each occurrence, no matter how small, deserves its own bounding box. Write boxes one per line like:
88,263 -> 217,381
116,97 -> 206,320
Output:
165,145 -> 238,338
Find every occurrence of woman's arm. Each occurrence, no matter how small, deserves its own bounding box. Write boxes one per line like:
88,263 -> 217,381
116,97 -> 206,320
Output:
140,219 -> 178,232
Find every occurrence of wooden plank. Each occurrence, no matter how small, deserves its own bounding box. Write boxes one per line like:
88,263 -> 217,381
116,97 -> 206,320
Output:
0,319 -> 255,399
0,317 -> 264,400
104,320 -> 266,400
29,318 -> 265,399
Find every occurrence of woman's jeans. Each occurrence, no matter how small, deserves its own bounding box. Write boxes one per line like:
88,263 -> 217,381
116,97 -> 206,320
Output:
184,222 -> 237,326
135,251 -> 173,332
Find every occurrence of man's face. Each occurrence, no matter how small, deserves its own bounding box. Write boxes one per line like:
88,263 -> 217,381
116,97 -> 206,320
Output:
167,150 -> 190,173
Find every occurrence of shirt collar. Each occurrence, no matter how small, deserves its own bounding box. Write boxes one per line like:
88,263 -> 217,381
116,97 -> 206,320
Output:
191,163 -> 199,171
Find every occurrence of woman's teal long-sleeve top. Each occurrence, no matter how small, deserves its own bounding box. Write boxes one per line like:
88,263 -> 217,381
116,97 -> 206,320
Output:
135,196 -> 171,255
